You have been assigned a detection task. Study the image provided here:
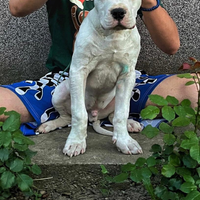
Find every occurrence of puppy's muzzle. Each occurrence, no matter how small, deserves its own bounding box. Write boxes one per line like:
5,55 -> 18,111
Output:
111,8 -> 126,21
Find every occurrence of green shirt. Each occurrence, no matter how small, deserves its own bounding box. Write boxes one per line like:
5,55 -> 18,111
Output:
45,0 -> 162,71
46,0 -> 94,71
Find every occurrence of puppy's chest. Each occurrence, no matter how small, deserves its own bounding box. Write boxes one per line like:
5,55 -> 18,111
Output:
86,61 -> 122,93
100,41 -> 132,60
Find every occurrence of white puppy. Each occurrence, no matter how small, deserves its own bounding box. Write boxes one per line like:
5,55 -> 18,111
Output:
38,0 -> 143,157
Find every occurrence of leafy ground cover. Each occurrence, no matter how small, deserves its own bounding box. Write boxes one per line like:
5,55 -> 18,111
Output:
100,57 -> 200,200
0,108 -> 41,199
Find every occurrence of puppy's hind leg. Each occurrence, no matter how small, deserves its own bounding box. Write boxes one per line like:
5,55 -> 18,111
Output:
108,113 -> 142,133
37,80 -> 71,133
127,119 -> 143,133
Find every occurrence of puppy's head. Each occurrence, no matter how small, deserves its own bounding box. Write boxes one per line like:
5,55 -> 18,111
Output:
94,0 -> 142,30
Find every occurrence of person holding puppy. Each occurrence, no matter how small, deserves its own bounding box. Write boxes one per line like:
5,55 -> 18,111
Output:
0,0 -> 197,135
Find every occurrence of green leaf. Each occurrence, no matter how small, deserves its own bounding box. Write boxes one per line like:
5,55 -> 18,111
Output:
183,175 -> 195,184
100,165 -> 108,174
162,164 -> 175,178
112,173 -> 128,183
0,148 -> 10,162
159,122 -> 174,134
177,73 -> 193,79
9,158 -> 24,173
168,178 -> 182,190
141,125 -> 159,139
166,95 -> 179,106
130,169 -> 142,183
146,156 -> 156,167
181,99 -> 191,107
140,105 -> 160,119
13,132 -> 35,145
154,186 -> 167,198
3,112 -> 20,132
0,132 -> 12,147
162,106 -> 176,121
196,179 -> 200,185
121,163 -> 135,172
141,168 -> 152,179
184,191 -> 200,200
184,106 -> 195,115
190,145 -> 200,163
172,116 -> 191,127
25,149 -> 37,157
30,164 -> 41,175
149,166 -> 159,175
13,143 -> 28,151
185,81 -> 195,86
135,157 -> 146,167
176,167 -> 191,177
0,167 -> 6,173
149,94 -> 168,106
0,107 -> 6,115
182,155 -> 198,168
181,137 -> 199,150
180,182 -> 197,194
162,191 -> 179,200
184,131 -> 196,139
23,149 -> 37,164
16,173 -> 33,191
0,171 -> 15,189
174,105 -> 187,117
4,110 -> 20,117
169,154 -> 180,167
150,144 -> 162,153
163,134 -> 176,145
163,145 -> 174,155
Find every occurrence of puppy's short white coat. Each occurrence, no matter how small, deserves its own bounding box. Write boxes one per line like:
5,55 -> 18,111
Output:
38,0 -> 143,157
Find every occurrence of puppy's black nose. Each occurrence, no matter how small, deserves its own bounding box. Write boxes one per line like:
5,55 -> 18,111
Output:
111,8 -> 126,21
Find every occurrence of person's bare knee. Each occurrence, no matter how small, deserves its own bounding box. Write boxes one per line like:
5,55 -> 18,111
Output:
146,75 -> 198,109
0,87 -> 34,123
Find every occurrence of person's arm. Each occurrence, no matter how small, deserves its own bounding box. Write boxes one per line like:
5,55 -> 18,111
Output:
9,0 -> 48,17
141,0 -> 180,55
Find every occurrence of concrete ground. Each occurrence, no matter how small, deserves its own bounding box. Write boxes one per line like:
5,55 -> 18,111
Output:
30,126 -> 163,165
28,125 -> 194,199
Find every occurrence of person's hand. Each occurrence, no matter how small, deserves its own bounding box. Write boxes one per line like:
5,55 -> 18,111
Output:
141,0 -> 157,9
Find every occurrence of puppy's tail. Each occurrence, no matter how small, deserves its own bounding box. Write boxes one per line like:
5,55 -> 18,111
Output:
92,120 -> 113,136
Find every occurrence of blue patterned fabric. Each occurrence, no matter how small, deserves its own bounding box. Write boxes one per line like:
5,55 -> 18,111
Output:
1,70 -> 173,135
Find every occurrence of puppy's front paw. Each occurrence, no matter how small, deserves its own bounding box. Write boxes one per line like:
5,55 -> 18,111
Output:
113,135 -> 142,155
127,119 -> 143,133
63,138 -> 87,157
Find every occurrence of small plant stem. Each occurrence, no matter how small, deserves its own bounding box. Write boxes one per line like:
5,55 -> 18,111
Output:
194,71 -> 200,133
33,177 -> 53,181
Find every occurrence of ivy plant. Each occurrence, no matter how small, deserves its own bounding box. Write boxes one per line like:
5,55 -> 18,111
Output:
100,57 -> 200,200
0,108 -> 41,199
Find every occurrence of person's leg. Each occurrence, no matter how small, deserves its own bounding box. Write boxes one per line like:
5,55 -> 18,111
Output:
145,75 -> 198,109
0,87 -> 34,123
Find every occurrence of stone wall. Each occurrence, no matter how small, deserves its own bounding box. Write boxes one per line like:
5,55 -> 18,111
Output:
0,1 -> 50,84
0,0 -> 200,84
137,0 -> 200,75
